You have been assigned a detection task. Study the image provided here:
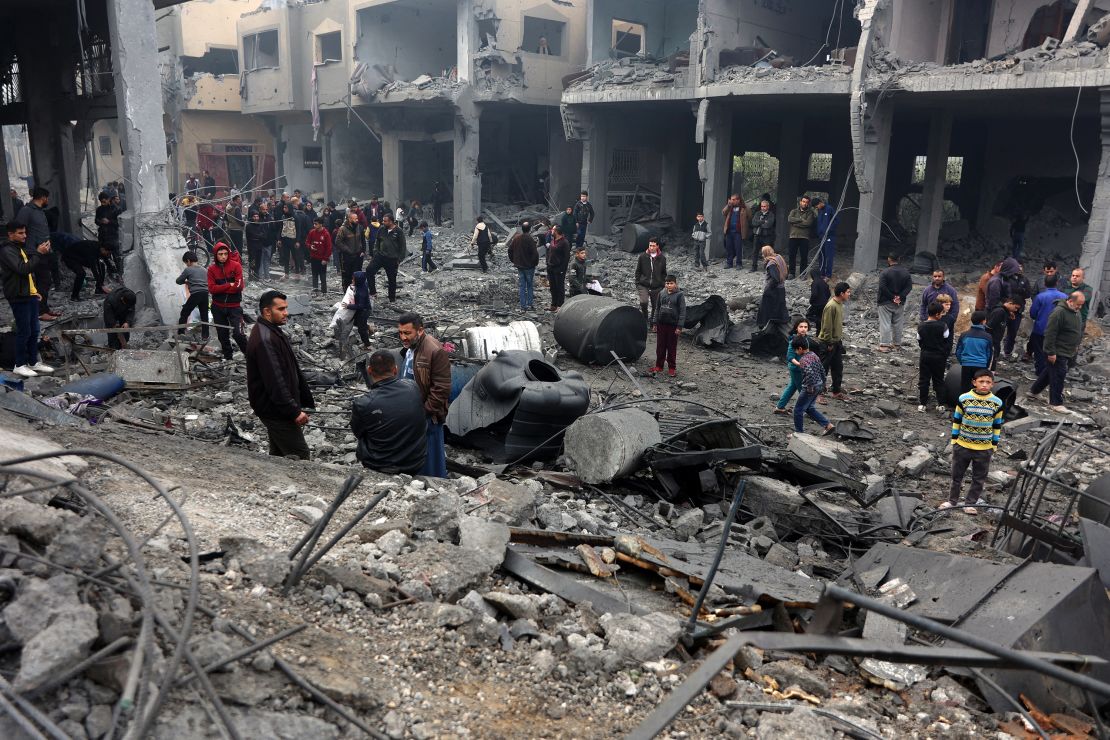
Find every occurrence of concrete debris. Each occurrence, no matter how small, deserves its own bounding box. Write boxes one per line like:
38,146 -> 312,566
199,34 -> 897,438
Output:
598,612 -> 683,663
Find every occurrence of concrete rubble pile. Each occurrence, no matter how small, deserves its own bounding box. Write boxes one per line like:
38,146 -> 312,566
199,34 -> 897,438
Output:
2,223 -> 1110,737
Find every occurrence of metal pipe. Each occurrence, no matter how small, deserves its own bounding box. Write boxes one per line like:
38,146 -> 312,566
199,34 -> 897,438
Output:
287,489 -> 389,588
686,480 -> 746,633
175,624 -> 307,687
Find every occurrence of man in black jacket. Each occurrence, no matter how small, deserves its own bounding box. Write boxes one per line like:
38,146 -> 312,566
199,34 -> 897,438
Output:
368,213 -> 406,303
103,286 -> 136,350
508,221 -> 539,310
572,191 -> 594,249
634,239 -> 667,325
246,290 -> 314,459
547,225 -> 571,311
64,239 -> 111,299
0,221 -> 55,377
877,254 -> 913,351
351,350 -> 427,474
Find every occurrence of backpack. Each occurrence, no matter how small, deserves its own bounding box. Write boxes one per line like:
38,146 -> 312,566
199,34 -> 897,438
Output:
1002,273 -> 1030,304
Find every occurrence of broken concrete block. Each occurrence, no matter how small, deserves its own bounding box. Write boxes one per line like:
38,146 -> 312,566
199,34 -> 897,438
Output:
458,590 -> 499,619
672,508 -> 704,541
764,542 -> 799,570
599,612 -> 682,663
788,433 -> 852,473
897,446 -> 933,476
457,516 -> 509,569
0,498 -> 67,545
482,592 -> 540,621
410,489 -> 461,539
480,479 -> 536,525
219,537 -> 291,587
45,517 -> 105,570
290,506 -> 324,526
760,660 -> 830,698
876,399 -> 901,417
4,574 -> 83,643
375,529 -> 408,557
412,602 -> 473,628
394,542 -> 498,601
15,604 -> 99,692
756,707 -> 831,739
315,564 -> 393,597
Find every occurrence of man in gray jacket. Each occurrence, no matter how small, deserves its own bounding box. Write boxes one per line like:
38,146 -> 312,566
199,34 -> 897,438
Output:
1028,292 -> 1085,413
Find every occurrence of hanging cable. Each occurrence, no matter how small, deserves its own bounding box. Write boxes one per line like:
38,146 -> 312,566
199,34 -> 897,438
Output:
1070,85 -> 1089,215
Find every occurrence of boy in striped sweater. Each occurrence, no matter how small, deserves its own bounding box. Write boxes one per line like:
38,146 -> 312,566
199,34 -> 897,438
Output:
943,369 -> 1004,514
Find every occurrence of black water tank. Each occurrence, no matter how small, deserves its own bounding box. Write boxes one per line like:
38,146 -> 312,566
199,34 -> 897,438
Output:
944,362 -> 1018,416
554,295 -> 647,364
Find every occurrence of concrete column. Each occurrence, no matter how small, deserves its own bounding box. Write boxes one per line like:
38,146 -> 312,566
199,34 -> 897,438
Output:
852,103 -> 894,274
774,118 -> 805,258
1078,86 -> 1110,303
453,92 -> 482,225
827,147 -> 855,247
381,133 -> 404,206
700,102 -> 732,258
18,54 -> 81,232
660,130 -> 683,223
456,0 -> 475,82
322,128 -> 333,203
914,110 -> 953,261
581,112 -> 610,238
107,0 -> 183,324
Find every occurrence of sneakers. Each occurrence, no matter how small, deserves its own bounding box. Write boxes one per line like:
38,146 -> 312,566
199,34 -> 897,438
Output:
917,404 -> 927,412
30,362 -> 55,374
667,368 -> 676,377
11,365 -> 37,378
936,405 -> 946,413
648,366 -> 663,374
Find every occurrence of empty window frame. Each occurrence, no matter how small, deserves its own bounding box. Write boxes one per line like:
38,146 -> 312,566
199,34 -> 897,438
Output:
807,152 -> 833,182
98,135 -> 112,156
612,19 -> 645,57
608,148 -> 641,190
316,31 -> 342,64
243,30 -> 279,70
522,16 -> 565,56
911,155 -> 963,186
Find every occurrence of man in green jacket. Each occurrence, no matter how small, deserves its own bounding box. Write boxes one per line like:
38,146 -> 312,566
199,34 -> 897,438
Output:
1029,292 -> 1085,412
787,195 -> 816,279
817,281 -> 852,401
368,212 -> 406,303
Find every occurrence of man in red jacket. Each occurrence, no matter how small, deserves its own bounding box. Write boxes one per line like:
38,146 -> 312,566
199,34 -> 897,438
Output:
207,243 -> 247,360
306,216 -> 333,295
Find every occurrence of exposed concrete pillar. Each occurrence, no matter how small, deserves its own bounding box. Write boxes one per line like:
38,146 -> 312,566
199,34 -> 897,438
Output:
914,111 -> 953,261
456,0 -> 475,82
322,128 -> 334,204
699,102 -> 732,258
1078,86 -> 1110,303
381,133 -> 404,207
581,112 -> 611,238
774,118 -> 805,258
660,131 -> 683,223
852,102 -> 894,274
108,0 -> 182,323
453,91 -> 482,226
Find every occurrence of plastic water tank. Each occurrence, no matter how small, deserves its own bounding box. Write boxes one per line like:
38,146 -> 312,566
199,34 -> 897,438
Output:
553,295 -> 647,364
58,372 -> 125,401
461,321 -> 542,360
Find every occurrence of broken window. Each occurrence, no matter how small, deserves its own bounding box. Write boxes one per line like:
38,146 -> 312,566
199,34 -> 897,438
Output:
316,31 -> 342,64
807,153 -> 833,182
1023,0 -> 1072,51
522,16 -> 564,56
98,136 -> 112,157
181,49 -> 239,77
243,30 -> 279,71
733,152 -> 779,206
478,16 -> 500,51
303,146 -> 323,169
612,19 -> 645,57
912,156 -> 964,186
911,156 -> 928,185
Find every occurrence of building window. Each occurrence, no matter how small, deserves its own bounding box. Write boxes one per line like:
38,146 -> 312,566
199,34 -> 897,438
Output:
303,146 -> 323,169
734,152 -> 780,205
243,30 -> 279,71
807,152 -> 833,182
98,136 -> 112,156
912,155 -> 964,186
612,19 -> 645,57
316,31 -> 342,64
911,156 -> 928,185
522,17 -> 564,56
608,148 -> 641,190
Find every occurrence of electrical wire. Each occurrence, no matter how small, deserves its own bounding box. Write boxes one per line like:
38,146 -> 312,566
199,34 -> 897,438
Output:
800,0 -> 843,67
1070,85 -> 1089,215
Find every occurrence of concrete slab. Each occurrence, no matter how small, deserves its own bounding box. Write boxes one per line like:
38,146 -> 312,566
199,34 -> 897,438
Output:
109,350 -> 189,387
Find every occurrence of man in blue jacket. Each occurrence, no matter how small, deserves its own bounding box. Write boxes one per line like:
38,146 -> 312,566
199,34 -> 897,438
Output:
812,197 -> 839,278
1027,274 -> 1067,376
954,310 -> 994,394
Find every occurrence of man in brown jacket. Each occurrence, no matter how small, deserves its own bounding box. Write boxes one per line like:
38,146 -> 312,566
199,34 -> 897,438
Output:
398,312 -> 451,477
721,194 -> 751,269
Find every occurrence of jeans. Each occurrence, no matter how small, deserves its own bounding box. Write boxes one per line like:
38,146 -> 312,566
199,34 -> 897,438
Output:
638,287 -> 661,323
477,243 -> 491,272
548,268 -> 567,308
212,305 -> 247,359
422,250 -> 436,272
878,303 -> 906,345
517,267 -> 535,309
367,254 -> 399,302
575,223 -> 587,249
794,390 -> 830,433
1029,333 -> 1047,375
723,232 -> 742,267
1031,354 -> 1072,406
178,292 -> 210,340
950,444 -> 992,505
693,240 -> 708,268
310,259 -> 328,294
9,299 -> 40,367
258,246 -> 272,280
788,237 -> 810,277
919,353 -> 947,405
777,366 -> 802,408
422,420 -> 447,478
655,323 -> 679,369
821,239 -> 836,278
261,417 -> 310,460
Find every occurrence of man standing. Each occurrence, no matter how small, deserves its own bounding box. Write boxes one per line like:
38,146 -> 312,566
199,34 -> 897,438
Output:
207,243 -> 247,360
546,225 -> 571,312
398,312 -> 451,478
247,290 -> 314,459
1031,260 -> 1058,297
9,188 -> 22,216
224,194 -> 245,254
749,199 -> 775,272
103,286 -> 136,350
1027,274 -> 1067,376
0,221 -> 55,377
877,254 -> 912,352
635,239 -> 667,325
986,257 -> 1030,359
351,350 -> 427,474
507,220 -> 539,311
431,180 -> 446,227
184,173 -> 199,196
1067,267 -> 1094,328
572,191 -> 594,249
975,261 -> 1002,311
369,212 -> 406,303
817,281 -> 851,401
17,188 -> 59,312
334,211 -> 364,288
95,191 -> 122,277
202,170 -> 217,200
920,269 -> 959,332
812,197 -> 839,279
786,195 -> 816,279
558,205 -> 576,241
306,217 -> 333,295
1029,291 -> 1086,413
720,194 -> 750,270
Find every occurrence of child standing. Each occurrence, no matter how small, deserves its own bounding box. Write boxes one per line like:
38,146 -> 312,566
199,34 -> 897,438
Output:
917,301 -> 951,412
774,318 -> 813,414
793,337 -> 835,435
945,369 -> 1004,514
420,221 -> 437,272
691,213 -> 709,271
175,251 -> 209,341
306,217 -> 333,295
955,310 -> 994,394
568,246 -> 588,297
650,275 -> 686,377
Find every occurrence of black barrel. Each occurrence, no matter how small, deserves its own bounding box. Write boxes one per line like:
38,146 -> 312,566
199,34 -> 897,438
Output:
944,362 -> 1018,417
554,295 -> 647,364
620,223 -> 654,253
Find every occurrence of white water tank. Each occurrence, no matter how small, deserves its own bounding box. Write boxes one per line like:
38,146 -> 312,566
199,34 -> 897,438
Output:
462,321 -> 542,360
